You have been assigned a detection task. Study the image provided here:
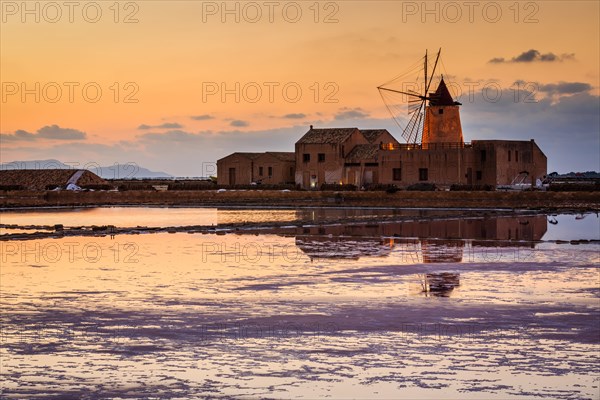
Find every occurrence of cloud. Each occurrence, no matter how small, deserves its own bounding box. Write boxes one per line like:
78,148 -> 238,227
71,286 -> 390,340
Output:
1,125 -> 87,141
282,113 -> 307,119
230,120 -> 249,127
137,122 -> 183,130
334,107 -> 370,120
3,92 -> 598,177
489,49 -> 575,63
138,129 -> 207,142
461,91 -> 599,173
37,125 -> 87,140
13,130 -> 36,140
538,82 -> 593,96
190,114 -> 214,121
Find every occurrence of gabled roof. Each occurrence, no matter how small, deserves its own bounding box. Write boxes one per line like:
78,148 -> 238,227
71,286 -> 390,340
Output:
236,152 -> 263,160
360,129 -> 391,144
428,78 -> 460,106
345,144 -> 381,161
265,152 -> 295,162
220,152 -> 263,161
296,128 -> 360,144
0,169 -> 106,190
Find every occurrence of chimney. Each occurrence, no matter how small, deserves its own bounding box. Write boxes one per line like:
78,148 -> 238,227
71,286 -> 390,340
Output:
310,125 -> 313,130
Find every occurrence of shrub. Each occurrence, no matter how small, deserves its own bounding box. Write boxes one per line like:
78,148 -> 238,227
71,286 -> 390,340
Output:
406,183 -> 437,191
0,185 -> 25,191
450,184 -> 495,191
81,184 -> 114,191
548,183 -> 600,192
363,184 -> 400,192
320,183 -> 357,191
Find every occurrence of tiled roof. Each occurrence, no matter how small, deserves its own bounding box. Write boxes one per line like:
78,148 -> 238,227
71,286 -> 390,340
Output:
265,152 -> 295,162
360,129 -> 390,144
0,169 -> 107,190
234,152 -> 263,160
296,128 -> 360,144
345,144 -> 381,161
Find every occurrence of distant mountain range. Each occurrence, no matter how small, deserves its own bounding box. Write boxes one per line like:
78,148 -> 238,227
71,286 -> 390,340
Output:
0,159 -> 173,179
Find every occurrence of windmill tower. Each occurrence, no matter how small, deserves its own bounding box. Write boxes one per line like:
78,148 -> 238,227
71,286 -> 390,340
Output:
423,77 -> 463,145
378,49 -> 464,146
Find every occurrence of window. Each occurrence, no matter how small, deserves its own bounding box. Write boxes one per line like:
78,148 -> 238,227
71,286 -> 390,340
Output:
508,150 -> 511,162
480,150 -> 487,162
303,153 -> 310,162
476,171 -> 482,180
419,168 -> 428,181
258,166 -> 263,176
318,153 -> 325,162
268,167 -> 273,176
438,109 -> 444,114
515,150 -> 519,162
393,168 -> 402,181
290,167 -> 294,176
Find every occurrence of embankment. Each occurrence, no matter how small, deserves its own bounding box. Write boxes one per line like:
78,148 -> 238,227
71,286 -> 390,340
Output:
1,190 -> 598,210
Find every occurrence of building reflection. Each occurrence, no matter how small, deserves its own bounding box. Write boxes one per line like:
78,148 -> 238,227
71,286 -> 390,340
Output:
294,215 -> 548,262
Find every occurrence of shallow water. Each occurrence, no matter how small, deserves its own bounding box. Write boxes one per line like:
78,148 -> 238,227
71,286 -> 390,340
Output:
0,208 -> 598,398
0,206 -> 523,228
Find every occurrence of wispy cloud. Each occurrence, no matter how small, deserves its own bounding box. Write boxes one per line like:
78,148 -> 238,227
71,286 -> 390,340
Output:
282,113 -> 307,119
230,120 -> 249,127
1,125 -> 87,141
538,82 -> 593,95
137,122 -> 183,130
334,107 -> 369,120
489,49 -> 575,64
190,114 -> 214,121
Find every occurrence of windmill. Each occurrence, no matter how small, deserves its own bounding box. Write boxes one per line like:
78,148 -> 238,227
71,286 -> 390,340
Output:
377,49 -> 463,146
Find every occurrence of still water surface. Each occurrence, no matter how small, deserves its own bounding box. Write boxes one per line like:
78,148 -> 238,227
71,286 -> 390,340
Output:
0,206 -> 524,228
0,208 -> 598,398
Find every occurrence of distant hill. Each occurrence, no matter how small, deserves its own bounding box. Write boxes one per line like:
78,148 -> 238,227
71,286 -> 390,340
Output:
0,159 -> 172,179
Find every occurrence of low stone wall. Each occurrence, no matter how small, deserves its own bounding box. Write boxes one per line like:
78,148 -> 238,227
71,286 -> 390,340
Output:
0,190 -> 598,210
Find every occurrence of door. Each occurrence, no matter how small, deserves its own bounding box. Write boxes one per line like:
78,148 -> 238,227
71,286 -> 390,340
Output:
303,171 -> 310,189
310,173 -> 318,189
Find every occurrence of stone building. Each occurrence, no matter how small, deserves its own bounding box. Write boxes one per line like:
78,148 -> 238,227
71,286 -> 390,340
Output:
293,126 -> 399,188
217,79 -> 547,188
292,78 -> 546,188
216,152 -> 295,185
253,152 -> 295,185
216,153 -> 261,185
376,139 -> 547,187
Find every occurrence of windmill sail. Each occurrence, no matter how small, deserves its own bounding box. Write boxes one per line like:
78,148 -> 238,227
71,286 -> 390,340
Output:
377,49 -> 443,145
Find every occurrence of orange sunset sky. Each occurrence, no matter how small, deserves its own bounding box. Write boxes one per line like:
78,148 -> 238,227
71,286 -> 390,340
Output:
1,0 -> 599,176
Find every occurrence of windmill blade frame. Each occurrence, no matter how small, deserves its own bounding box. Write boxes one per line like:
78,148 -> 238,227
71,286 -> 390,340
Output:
377,48 -> 443,145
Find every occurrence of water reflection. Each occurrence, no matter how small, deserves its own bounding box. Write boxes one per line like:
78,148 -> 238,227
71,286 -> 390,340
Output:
295,215 -> 548,262
1,210 -> 598,399
421,272 -> 461,297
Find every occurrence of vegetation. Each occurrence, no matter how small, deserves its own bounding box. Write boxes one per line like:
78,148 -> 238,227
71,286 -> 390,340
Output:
450,184 -> 495,191
406,183 -> 437,191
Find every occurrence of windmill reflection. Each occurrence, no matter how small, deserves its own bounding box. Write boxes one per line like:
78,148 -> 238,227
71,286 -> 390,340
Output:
291,215 -> 548,298
421,272 -> 461,297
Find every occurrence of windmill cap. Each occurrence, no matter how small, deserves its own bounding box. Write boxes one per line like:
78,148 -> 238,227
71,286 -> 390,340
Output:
429,78 -> 461,106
